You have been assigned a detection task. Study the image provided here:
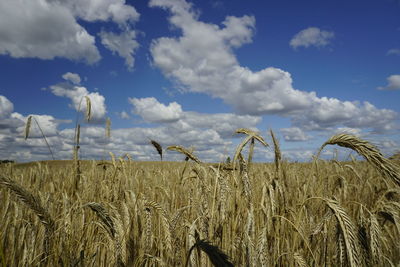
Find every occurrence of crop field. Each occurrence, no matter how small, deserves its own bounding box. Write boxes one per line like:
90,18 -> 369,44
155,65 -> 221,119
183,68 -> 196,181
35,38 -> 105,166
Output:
1,132 -> 400,266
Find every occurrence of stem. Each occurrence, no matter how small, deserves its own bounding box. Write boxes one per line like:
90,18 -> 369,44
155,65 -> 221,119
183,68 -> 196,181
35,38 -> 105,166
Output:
32,117 -> 55,160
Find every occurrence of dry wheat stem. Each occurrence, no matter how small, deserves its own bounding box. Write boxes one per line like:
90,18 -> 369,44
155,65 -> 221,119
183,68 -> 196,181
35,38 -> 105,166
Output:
167,145 -> 201,164
0,175 -> 55,258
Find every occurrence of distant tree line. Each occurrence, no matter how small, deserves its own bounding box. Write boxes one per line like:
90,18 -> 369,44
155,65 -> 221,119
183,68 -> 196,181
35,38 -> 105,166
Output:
0,160 -> 15,164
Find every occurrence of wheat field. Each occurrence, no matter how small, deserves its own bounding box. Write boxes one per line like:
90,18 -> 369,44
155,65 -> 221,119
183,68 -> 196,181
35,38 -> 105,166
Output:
1,133 -> 400,266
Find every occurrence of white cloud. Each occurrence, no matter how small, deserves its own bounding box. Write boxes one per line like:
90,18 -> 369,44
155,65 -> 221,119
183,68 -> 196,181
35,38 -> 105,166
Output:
62,72 -> 81,85
280,127 -> 310,142
57,0 -> 140,25
149,0 -> 397,133
99,29 -> 139,70
334,127 -> 362,136
282,149 -> 314,161
118,111 -> 130,119
387,49 -> 400,56
129,97 -> 183,123
290,27 -> 334,49
1,94 -> 397,163
0,95 -> 14,119
182,112 -> 261,138
0,96 -> 69,161
49,75 -> 107,122
0,0 -> 140,66
377,74 -> 400,90
129,97 -> 261,135
0,0 -> 101,64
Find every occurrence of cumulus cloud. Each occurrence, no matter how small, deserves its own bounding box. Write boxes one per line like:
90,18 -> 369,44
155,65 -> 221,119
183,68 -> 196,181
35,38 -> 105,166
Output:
334,127 -> 362,136
377,75 -> 400,90
0,95 -> 14,119
0,0 -> 139,66
149,0 -> 397,133
0,95 -> 69,161
49,74 -> 107,122
129,97 -> 261,135
387,49 -> 400,56
55,0 -> 140,25
282,149 -> 314,161
62,72 -> 81,85
0,0 -> 100,64
290,27 -> 334,49
1,94 -> 396,163
129,97 -> 183,123
118,111 -> 130,119
280,127 -> 310,142
182,112 -> 261,138
99,29 -> 139,70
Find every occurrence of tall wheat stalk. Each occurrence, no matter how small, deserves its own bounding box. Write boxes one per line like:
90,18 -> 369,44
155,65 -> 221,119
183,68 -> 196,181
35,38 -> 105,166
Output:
233,128 -> 268,164
0,175 -> 55,260
150,140 -> 163,161
270,129 -> 281,173
24,115 -> 55,160
167,145 -> 201,163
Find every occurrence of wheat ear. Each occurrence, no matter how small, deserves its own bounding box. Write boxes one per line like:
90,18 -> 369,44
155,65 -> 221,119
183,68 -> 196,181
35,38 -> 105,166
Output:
318,134 -> 400,186
185,232 -> 234,267
270,129 -> 281,172
0,175 -> 55,258
233,128 -> 268,163
325,199 -> 360,267
167,145 -> 201,163
106,117 -> 111,138
24,115 -> 55,160
84,96 -> 91,122
24,115 -> 32,140
150,140 -> 163,161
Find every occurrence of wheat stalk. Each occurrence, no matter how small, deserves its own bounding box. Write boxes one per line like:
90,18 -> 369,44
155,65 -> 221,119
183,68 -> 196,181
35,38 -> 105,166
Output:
185,231 -> 234,267
24,116 -> 32,140
84,96 -> 91,122
0,175 -> 55,258
325,199 -> 360,267
85,202 -> 116,238
317,134 -> 400,186
270,129 -> 281,172
24,115 -> 55,160
167,145 -> 201,164
150,140 -> 163,161
233,128 -> 268,163
106,117 -> 111,138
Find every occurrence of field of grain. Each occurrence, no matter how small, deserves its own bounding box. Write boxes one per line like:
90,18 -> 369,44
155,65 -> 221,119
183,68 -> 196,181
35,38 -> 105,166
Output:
1,133 -> 400,266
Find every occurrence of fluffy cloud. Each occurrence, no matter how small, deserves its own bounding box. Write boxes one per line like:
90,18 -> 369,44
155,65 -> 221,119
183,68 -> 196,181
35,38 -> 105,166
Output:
290,27 -> 334,49
0,95 -> 13,119
118,111 -> 130,119
99,29 -> 139,70
334,127 -> 362,136
377,75 -> 400,90
0,95 -> 68,161
1,94 -> 396,163
149,0 -> 397,133
0,0 -> 139,66
129,97 -> 261,135
62,72 -> 81,85
129,97 -> 183,123
55,0 -> 140,25
182,112 -> 261,138
0,0 -> 100,64
49,74 -> 107,122
280,127 -> 310,142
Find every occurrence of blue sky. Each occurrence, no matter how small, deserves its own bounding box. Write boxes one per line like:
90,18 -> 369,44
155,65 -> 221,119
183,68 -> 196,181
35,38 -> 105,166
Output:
0,0 -> 399,162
